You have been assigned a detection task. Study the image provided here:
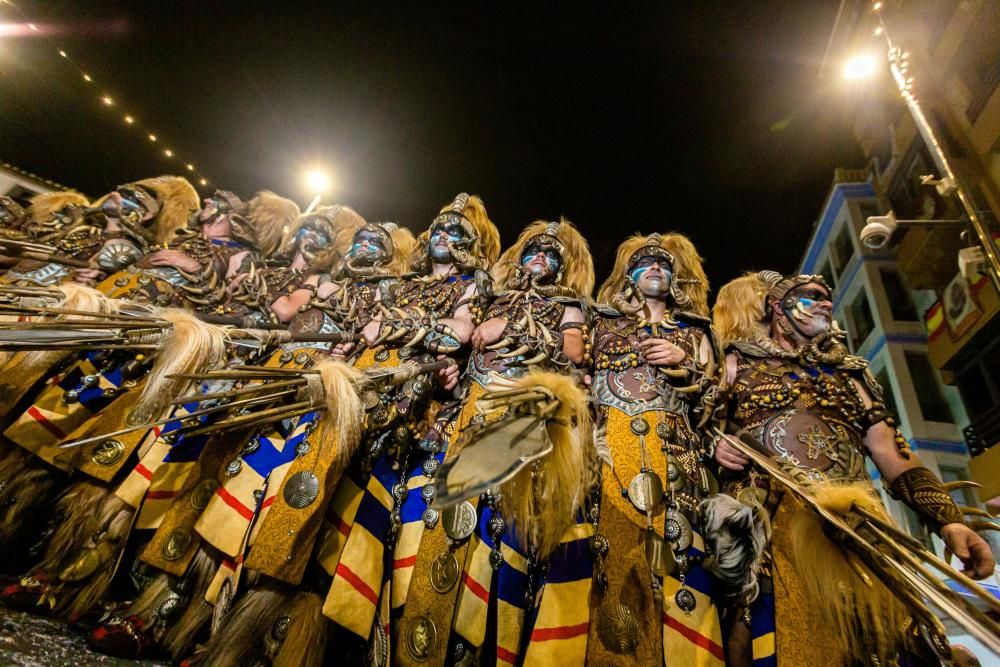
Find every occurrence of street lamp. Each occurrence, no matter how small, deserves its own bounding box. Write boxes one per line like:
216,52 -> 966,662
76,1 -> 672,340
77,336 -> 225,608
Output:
845,21 -> 1000,290
303,168 -> 331,214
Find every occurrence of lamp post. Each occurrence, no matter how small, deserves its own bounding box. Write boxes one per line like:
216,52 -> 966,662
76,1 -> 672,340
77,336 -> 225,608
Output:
846,8 -> 1000,291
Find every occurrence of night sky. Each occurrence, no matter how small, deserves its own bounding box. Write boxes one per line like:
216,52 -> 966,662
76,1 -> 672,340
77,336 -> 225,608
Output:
0,1 -> 865,296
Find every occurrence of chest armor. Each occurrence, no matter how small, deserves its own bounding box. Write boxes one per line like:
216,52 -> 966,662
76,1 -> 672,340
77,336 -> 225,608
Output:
730,352 -> 871,482
469,293 -> 569,384
591,315 -> 702,417
393,273 -> 474,319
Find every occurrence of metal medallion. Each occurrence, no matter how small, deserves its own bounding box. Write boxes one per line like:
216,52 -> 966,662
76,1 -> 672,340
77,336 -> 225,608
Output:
58,548 -> 101,582
295,441 -> 311,457
374,348 -> 390,362
666,461 -> 685,491
422,507 -> 440,528
429,551 -> 461,593
283,471 -> 320,509
161,528 -> 192,561
422,457 -> 440,477
81,374 -> 100,388
644,529 -> 675,578
91,439 -> 125,467
442,501 -> 477,541
114,276 -> 129,287
629,416 -> 650,436
370,611 -> 389,667
663,508 -> 692,551
157,593 -> 183,621
226,459 -> 243,476
63,389 -> 79,404
362,390 -> 380,410
656,421 -> 676,442
596,602 -> 640,654
421,484 -> 435,504
279,351 -> 293,364
190,479 -> 218,511
675,587 -> 697,613
405,615 -> 438,661
272,614 -> 291,641
294,352 -> 310,365
397,345 -> 416,359
242,437 -> 261,456
627,471 -> 664,512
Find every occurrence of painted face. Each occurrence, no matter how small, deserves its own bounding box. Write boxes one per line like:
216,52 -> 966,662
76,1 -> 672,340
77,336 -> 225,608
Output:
294,220 -> 333,260
629,255 -> 672,298
519,241 -> 562,282
429,214 -> 469,262
782,283 -> 833,338
348,230 -> 388,265
102,188 -> 153,225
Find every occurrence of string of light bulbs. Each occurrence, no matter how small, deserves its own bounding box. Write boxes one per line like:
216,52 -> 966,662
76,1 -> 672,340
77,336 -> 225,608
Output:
1,0 -> 214,190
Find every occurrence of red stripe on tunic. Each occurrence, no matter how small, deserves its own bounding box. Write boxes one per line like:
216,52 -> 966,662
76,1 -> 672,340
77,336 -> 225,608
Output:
530,622 -> 590,641
496,646 -> 519,664
145,490 -> 177,499
393,555 -> 417,570
335,562 -> 379,605
134,463 -> 153,480
26,406 -> 67,440
216,486 -> 254,520
331,512 -> 351,537
261,496 -> 274,509
663,612 -> 725,661
461,570 -> 490,603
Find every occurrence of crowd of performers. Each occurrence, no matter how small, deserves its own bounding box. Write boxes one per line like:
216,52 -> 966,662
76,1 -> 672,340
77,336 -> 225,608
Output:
0,178 -> 995,667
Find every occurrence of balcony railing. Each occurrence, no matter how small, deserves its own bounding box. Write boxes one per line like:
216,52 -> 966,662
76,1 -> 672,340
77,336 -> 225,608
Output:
964,404 -> 1000,457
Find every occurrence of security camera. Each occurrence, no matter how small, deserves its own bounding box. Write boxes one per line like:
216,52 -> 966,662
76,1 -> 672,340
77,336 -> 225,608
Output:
958,246 -> 985,282
860,211 -> 898,250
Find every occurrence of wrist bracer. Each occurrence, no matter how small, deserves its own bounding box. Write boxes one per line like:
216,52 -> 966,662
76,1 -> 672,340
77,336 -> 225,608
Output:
888,467 -> 964,532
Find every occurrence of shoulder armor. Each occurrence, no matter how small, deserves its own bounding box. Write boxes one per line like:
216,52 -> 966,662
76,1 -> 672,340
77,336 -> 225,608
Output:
590,303 -> 621,318
377,277 -> 399,306
474,269 -> 494,300
728,340 -> 769,358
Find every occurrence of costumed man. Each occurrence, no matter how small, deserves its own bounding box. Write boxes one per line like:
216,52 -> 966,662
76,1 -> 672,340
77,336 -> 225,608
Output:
99,189 -> 294,311
0,176 -> 198,564
82,204 -> 363,660
710,270 -> 996,666
315,193 -> 499,664
3,176 -> 197,287
0,190 -> 298,615
398,217 -> 593,667
526,232 -> 724,667
182,221 -> 419,667
0,191 -> 91,268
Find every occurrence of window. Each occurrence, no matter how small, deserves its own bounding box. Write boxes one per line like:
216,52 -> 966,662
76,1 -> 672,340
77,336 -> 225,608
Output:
816,259 -> 835,289
904,352 -> 954,423
879,269 -> 918,321
848,290 -> 874,352
874,367 -> 899,421
831,224 -> 855,276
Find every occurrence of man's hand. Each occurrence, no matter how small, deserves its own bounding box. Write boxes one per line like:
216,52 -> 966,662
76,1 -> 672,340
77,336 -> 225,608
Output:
142,249 -> 202,273
434,355 -> 460,391
639,338 -> 686,367
471,318 -> 507,351
73,268 -> 105,285
941,523 -> 996,579
715,435 -> 750,471
330,341 -> 355,360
